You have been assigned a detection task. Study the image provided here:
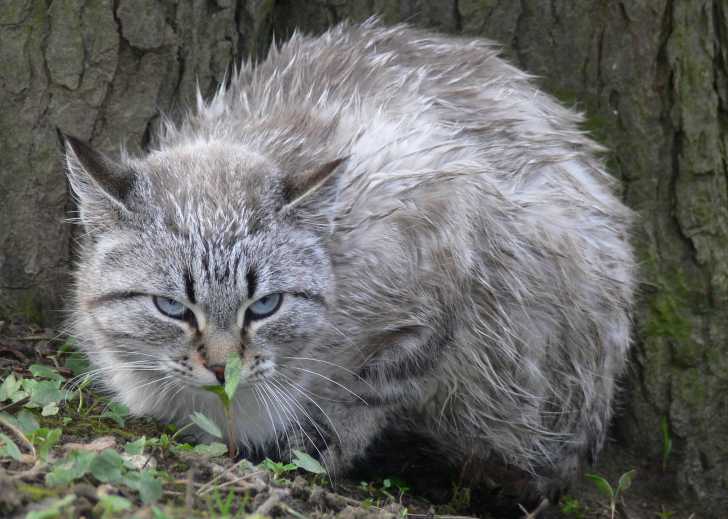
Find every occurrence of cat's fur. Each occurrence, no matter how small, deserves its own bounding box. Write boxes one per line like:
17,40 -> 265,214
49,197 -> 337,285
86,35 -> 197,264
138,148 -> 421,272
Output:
63,20 -> 635,499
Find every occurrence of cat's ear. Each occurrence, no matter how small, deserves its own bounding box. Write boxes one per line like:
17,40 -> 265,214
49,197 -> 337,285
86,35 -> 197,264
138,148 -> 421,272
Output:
280,157 -> 348,216
58,130 -> 136,221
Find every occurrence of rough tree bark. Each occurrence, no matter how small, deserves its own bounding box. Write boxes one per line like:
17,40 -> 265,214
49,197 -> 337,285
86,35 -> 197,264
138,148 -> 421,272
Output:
1,0 -> 725,510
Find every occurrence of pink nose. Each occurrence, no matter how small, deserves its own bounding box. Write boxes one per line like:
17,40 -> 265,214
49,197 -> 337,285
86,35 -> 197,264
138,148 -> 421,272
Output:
209,365 -> 225,384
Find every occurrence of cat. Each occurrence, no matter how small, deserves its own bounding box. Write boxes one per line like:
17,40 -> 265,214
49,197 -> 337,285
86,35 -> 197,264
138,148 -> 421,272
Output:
62,18 -> 635,505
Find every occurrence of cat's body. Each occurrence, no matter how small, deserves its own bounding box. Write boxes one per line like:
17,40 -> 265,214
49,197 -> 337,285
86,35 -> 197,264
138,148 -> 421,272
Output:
64,20 -> 635,501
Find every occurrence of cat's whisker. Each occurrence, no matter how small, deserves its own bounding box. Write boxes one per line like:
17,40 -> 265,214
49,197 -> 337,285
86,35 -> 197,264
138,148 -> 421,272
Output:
268,383 -> 311,451
264,381 -> 332,479
258,383 -> 298,458
167,382 -> 187,403
257,381 -> 295,458
288,367 -> 368,405
280,355 -> 377,392
131,375 -> 179,412
92,373 -> 173,418
64,363 -> 164,392
276,373 -> 343,446
255,382 -> 282,457
74,349 -> 163,359
65,365 -> 162,384
268,378 -> 327,447
277,370 -> 350,403
268,378 -> 338,475
250,386 -> 277,452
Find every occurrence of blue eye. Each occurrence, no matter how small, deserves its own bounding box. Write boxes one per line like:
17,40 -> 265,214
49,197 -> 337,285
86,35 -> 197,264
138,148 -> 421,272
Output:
247,293 -> 283,319
153,296 -> 188,319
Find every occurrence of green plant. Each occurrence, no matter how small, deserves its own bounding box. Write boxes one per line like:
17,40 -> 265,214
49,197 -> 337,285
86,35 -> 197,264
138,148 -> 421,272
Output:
359,477 -> 411,506
560,495 -> 586,518
210,488 -> 239,518
660,416 -> 672,470
261,458 -> 298,480
291,449 -> 326,475
586,469 -> 636,519
96,494 -> 133,518
202,353 -> 243,456
445,483 -> 471,514
25,494 -> 76,519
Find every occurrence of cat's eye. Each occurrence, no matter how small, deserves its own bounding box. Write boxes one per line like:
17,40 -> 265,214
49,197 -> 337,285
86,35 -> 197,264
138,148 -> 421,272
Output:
247,293 -> 283,320
153,296 -> 188,319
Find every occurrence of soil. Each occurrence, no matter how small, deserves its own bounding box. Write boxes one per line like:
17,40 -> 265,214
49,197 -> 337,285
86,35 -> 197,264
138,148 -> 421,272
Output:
0,318 -> 705,519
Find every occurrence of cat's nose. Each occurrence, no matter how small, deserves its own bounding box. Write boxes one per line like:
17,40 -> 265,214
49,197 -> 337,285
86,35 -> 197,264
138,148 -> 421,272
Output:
209,365 -> 225,384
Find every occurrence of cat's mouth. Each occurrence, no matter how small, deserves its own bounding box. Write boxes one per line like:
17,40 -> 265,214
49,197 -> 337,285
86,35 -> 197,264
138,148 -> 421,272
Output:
168,350 -> 276,390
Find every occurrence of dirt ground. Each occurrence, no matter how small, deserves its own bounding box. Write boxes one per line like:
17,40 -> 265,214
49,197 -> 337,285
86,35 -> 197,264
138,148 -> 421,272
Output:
0,318 -> 705,519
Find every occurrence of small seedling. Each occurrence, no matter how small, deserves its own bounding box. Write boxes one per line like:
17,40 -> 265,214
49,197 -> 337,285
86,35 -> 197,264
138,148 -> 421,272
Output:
261,458 -> 298,480
202,353 -> 243,456
360,477 -> 411,506
190,412 -> 223,439
586,469 -> 636,519
210,488 -> 239,517
560,495 -> 586,518
291,448 -> 327,475
26,494 -> 76,519
0,432 -> 22,460
96,494 -> 133,518
99,402 -> 129,427
660,416 -> 672,471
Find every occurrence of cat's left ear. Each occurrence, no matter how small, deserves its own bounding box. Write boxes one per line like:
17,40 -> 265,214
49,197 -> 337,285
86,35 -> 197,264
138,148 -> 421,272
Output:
279,157 -> 348,217
58,130 -> 136,219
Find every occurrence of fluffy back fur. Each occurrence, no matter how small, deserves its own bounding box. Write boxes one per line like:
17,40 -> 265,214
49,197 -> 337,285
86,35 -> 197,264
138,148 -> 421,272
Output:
64,19 -> 635,500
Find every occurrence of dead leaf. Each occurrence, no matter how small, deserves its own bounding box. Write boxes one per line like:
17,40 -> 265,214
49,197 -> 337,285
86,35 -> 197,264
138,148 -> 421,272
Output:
63,436 -> 116,453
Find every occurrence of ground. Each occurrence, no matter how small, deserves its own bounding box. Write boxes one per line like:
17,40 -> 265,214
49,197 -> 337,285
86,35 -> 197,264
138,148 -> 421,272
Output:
0,319 -> 703,519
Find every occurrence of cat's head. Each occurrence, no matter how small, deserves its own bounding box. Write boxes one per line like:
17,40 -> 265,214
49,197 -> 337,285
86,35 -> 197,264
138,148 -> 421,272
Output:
61,132 -> 346,416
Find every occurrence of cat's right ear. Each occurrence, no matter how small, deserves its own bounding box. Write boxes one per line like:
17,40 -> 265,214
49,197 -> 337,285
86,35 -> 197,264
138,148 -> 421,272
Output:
57,130 -> 136,221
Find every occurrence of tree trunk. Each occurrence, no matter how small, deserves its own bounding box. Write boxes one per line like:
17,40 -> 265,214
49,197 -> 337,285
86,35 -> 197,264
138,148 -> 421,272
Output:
1,0 -> 725,510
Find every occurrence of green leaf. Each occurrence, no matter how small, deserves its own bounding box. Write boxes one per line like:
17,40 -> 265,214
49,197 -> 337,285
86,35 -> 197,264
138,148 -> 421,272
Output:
170,442 -> 194,455
0,373 -> 21,401
29,364 -> 64,382
224,354 -> 242,401
585,473 -> 614,499
0,412 -> 22,436
189,412 -> 223,439
15,409 -> 40,434
660,416 -> 672,469
261,458 -> 297,477
90,448 -> 125,483
292,449 -> 326,475
101,403 -> 129,427
616,469 -> 637,496
30,428 -> 62,461
0,411 -> 39,443
203,385 -> 230,409
151,506 -> 172,519
41,402 -> 59,416
46,450 -> 96,486
388,477 -> 410,494
0,432 -> 22,461
28,380 -> 64,407
138,470 -> 163,504
26,494 -> 76,519
64,352 -> 90,377
125,437 -> 146,455
193,442 -> 228,457
98,494 -> 132,514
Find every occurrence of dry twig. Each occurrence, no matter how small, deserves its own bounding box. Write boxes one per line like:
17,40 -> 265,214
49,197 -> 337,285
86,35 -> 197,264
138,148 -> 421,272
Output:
0,412 -> 36,461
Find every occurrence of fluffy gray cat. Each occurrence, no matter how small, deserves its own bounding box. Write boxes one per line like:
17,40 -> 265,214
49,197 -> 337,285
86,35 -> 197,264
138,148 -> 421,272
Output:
62,19 -> 635,504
